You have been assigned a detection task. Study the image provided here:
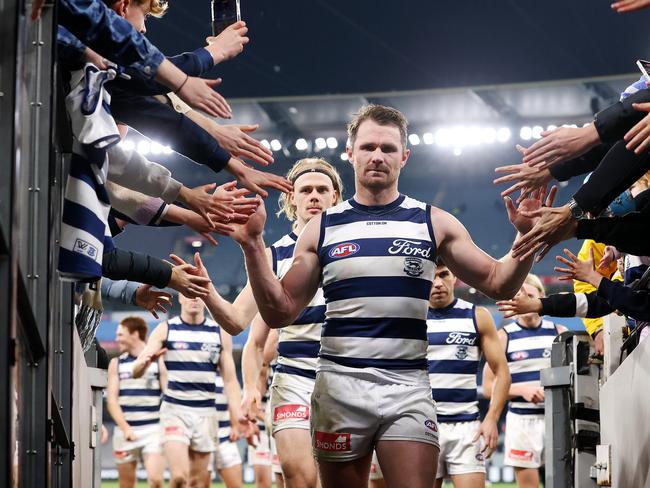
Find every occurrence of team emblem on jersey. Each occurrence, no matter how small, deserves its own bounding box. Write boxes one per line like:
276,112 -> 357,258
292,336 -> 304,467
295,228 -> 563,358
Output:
510,351 -> 529,361
172,341 -> 189,350
403,257 -> 424,277
543,348 -> 551,358
455,345 -> 469,360
328,242 -> 360,259
201,342 -> 221,363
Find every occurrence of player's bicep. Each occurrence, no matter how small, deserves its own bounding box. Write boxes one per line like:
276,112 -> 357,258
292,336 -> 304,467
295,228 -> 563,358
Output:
434,209 -> 497,291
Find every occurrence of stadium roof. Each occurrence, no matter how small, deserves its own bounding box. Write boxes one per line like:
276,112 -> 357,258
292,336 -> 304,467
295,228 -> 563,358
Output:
147,0 -> 650,98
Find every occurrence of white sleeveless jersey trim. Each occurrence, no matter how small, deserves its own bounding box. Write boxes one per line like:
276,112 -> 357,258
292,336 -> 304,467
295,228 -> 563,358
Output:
317,194 -> 436,384
426,298 -> 480,422
118,353 -> 161,427
270,232 -> 324,380
504,319 -> 557,414
162,315 -> 222,415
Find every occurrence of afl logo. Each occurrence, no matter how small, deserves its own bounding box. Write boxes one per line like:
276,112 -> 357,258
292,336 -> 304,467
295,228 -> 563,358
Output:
424,419 -> 438,432
329,242 -> 360,259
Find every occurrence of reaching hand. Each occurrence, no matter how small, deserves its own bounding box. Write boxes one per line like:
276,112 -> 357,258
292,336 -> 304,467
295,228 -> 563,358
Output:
519,125 -> 599,168
521,385 -> 545,404
473,418 -> 498,459
134,285 -> 172,319
124,427 -> 138,442
496,293 -> 543,319
229,198 -> 268,244
624,103 -> 650,154
504,185 -> 558,236
598,245 -> 618,271
169,252 -> 211,282
178,183 -> 237,227
167,263 -> 211,298
511,201 -> 578,263
494,161 -> 553,201
240,387 -> 263,422
611,0 -> 650,13
211,124 -> 274,166
82,47 -> 109,70
177,76 -> 232,119
142,347 -> 168,370
213,180 -> 260,225
554,248 -> 602,287
227,159 -> 292,198
205,21 -> 249,64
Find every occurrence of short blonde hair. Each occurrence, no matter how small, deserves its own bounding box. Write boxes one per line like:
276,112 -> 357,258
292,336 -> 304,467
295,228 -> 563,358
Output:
145,0 -> 167,18
524,273 -> 545,296
277,158 -> 343,223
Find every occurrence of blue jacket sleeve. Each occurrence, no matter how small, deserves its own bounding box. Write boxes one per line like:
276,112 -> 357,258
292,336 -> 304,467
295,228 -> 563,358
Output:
597,278 -> 650,321
57,26 -> 87,70
101,278 -> 140,305
110,93 -> 231,173
58,0 -> 163,78
116,48 -> 214,96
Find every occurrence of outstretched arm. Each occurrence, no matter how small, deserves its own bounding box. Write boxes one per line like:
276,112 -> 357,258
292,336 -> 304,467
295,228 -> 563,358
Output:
132,322 -> 168,378
170,252 -> 270,335
240,314 -> 272,421
233,201 -> 322,327
475,307 -> 511,458
434,187 -> 556,299
219,331 -> 244,440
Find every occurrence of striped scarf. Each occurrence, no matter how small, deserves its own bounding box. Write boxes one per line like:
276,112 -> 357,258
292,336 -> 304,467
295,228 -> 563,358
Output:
58,64 -> 120,282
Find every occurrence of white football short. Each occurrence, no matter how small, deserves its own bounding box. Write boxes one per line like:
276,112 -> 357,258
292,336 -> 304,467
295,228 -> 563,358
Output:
310,371 -> 439,462
504,411 -> 545,468
436,420 -> 485,478
270,374 -> 315,434
247,428 -> 272,466
214,439 -> 242,470
112,423 -> 162,464
160,408 -> 218,453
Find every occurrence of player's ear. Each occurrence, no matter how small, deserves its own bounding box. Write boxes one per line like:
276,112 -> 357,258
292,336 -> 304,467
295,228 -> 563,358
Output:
400,147 -> 410,168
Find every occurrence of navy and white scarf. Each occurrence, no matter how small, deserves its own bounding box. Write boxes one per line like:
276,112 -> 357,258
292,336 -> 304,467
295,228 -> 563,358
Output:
58,63 -> 121,282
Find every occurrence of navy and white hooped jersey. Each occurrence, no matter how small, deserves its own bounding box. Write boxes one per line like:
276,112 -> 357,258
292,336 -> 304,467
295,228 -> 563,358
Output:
118,353 -> 161,427
270,232 -> 325,381
427,298 -> 480,423
214,373 -> 232,443
504,319 -> 559,415
317,195 -> 437,384
162,315 -> 222,415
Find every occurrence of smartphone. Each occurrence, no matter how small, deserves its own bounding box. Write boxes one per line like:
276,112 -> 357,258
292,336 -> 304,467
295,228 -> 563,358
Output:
636,59 -> 650,81
211,0 -> 241,36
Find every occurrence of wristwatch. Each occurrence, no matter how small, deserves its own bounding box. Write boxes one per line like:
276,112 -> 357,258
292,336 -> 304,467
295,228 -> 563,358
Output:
567,197 -> 586,220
